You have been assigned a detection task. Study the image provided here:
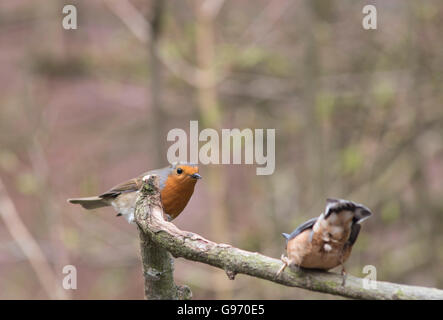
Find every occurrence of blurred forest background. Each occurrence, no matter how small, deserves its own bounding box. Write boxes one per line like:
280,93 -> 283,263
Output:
0,0 -> 442,299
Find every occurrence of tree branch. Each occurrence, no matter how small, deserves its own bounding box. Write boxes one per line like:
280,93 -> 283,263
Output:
135,175 -> 192,300
135,175 -> 443,300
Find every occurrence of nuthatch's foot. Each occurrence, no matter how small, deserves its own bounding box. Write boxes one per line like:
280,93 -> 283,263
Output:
276,255 -> 299,278
276,254 -> 290,277
341,266 -> 347,287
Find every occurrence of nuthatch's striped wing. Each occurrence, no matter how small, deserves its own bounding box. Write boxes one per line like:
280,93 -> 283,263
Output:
348,223 -> 362,246
282,199 -> 372,245
324,198 -> 372,223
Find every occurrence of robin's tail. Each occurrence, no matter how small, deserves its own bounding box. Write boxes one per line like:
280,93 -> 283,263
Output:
67,196 -> 109,210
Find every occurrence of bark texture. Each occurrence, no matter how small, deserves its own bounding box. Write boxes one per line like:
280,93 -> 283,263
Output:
135,175 -> 443,300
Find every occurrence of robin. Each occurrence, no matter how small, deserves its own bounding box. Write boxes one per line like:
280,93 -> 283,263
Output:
68,163 -> 201,223
276,198 -> 372,284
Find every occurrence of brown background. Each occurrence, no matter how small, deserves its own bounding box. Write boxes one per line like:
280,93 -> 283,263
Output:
0,0 -> 442,299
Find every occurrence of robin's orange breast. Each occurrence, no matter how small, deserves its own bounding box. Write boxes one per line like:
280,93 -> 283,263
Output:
161,176 -> 198,219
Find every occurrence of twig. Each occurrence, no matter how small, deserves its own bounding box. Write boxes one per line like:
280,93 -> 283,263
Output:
135,175 -> 443,300
0,178 -> 65,299
103,0 -> 216,88
201,0 -> 226,18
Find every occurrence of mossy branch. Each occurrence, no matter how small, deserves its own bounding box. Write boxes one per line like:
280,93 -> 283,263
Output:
135,175 -> 443,300
135,175 -> 192,300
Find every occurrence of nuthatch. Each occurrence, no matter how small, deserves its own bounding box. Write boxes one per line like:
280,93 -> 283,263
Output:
277,198 -> 372,285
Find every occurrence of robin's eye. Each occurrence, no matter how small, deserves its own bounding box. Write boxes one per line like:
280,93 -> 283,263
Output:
177,168 -> 183,174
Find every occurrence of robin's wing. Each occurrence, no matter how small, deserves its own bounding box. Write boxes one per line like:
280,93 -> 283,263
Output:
99,167 -> 171,199
99,178 -> 142,199
282,217 -> 318,243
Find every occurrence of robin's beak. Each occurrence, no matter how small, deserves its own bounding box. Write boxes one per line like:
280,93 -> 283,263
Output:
191,173 -> 202,179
